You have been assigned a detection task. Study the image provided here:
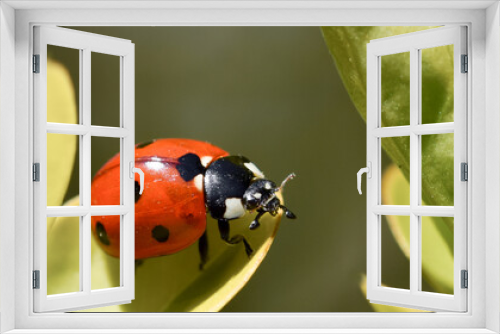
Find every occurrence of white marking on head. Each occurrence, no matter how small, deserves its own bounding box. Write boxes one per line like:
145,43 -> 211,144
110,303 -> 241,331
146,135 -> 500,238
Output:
224,198 -> 246,219
264,182 -> 272,190
254,192 -> 262,199
193,174 -> 204,192
244,162 -> 265,179
201,156 -> 213,167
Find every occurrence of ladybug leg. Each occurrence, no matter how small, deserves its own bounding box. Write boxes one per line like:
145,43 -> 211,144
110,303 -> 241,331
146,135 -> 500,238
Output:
198,230 -> 209,270
218,218 -> 253,257
249,210 -> 265,230
279,205 -> 297,219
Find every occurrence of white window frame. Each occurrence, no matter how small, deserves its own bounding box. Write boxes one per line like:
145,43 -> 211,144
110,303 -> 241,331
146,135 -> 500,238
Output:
366,26 -> 467,312
33,26 -> 136,313
0,1 -> 498,333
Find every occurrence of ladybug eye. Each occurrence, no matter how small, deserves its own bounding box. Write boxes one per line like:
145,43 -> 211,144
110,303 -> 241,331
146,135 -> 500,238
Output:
242,193 -> 260,210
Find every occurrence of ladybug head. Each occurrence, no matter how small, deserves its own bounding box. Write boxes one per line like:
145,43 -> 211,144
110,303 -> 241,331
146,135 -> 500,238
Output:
242,173 -> 296,230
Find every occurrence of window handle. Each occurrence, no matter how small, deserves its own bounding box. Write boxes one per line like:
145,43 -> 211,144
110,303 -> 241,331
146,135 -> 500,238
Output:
357,162 -> 372,195
130,162 -> 145,195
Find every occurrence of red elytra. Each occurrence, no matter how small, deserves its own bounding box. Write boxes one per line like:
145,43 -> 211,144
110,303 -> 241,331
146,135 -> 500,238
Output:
90,138 -> 228,259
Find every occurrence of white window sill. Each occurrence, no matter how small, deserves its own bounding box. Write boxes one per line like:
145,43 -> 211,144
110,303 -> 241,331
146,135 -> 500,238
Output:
4,329 -> 499,334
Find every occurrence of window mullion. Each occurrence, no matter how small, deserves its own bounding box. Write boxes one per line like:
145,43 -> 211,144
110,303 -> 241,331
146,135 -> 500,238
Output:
409,47 -> 420,294
81,134 -> 91,295
81,47 -> 92,295
81,214 -> 90,294
82,48 -> 91,208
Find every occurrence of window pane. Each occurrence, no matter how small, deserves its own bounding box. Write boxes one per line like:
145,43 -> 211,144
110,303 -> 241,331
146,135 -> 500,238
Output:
421,216 -> 454,294
47,216 -> 80,295
381,52 -> 410,127
421,45 -> 454,124
381,215 -> 410,290
381,137 -> 410,205
91,137 -> 121,206
47,45 -> 79,124
47,133 -> 79,206
91,215 -> 121,290
91,52 -> 120,127
421,133 -> 454,206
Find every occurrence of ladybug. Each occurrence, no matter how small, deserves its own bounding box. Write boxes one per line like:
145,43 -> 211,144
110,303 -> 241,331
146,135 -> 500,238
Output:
91,138 -> 296,269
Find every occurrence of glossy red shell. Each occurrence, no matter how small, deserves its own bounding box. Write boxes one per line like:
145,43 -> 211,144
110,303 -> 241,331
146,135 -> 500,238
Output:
91,138 -> 228,259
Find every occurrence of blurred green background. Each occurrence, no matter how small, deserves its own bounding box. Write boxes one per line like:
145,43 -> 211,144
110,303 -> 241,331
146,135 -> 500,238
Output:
50,26 -> 412,312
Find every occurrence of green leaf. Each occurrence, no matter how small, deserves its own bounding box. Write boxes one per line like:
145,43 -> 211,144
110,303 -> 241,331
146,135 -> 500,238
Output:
321,27 -> 454,209
321,27 -> 432,120
50,195 -> 285,312
382,164 -> 454,294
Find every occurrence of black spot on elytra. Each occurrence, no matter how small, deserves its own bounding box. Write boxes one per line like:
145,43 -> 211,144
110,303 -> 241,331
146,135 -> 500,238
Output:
136,140 -> 155,149
152,225 -> 170,243
135,180 -> 141,203
96,222 -> 110,246
176,153 -> 205,182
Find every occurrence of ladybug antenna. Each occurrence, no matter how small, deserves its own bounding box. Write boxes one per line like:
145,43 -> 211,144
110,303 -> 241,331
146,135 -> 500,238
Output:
277,173 -> 296,193
276,173 -> 296,220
